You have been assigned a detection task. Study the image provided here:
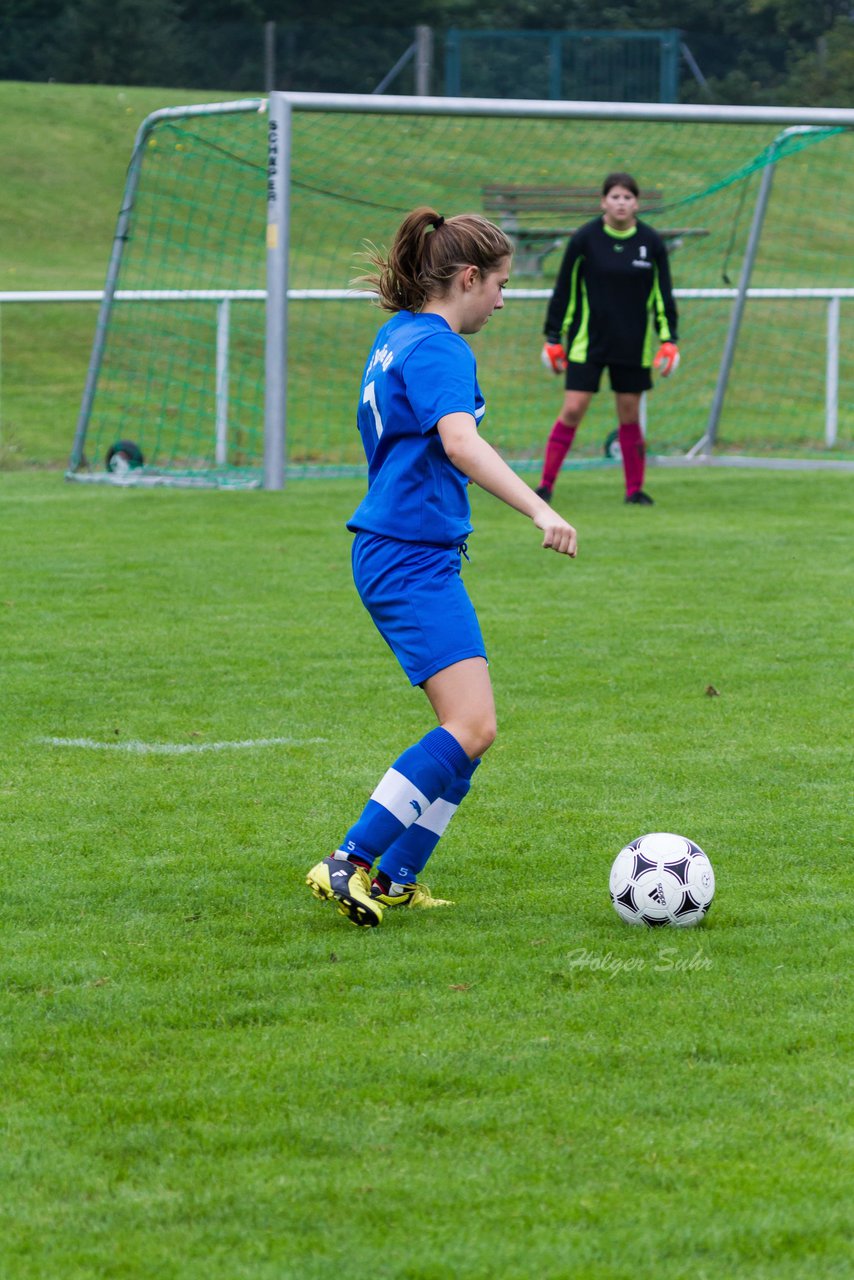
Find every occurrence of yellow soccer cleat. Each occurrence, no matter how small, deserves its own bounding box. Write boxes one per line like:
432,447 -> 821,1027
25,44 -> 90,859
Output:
306,854 -> 383,927
370,876 -> 454,909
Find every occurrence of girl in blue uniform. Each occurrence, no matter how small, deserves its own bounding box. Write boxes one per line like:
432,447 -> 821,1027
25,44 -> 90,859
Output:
307,207 -> 577,927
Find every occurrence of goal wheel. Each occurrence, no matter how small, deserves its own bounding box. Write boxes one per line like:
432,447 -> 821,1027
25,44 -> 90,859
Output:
603,429 -> 622,461
106,440 -> 144,473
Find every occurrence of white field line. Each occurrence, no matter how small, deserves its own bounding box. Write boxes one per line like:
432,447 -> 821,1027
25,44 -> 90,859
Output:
38,736 -> 327,754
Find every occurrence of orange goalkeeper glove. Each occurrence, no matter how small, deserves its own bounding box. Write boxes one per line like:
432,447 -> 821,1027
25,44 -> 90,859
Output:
653,341 -> 680,377
541,342 -> 568,374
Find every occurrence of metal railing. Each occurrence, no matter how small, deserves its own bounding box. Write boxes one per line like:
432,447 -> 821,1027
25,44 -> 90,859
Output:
1,286 -> 851,455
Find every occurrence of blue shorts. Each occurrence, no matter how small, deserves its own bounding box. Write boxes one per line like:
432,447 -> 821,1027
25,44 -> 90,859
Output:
351,532 -> 487,686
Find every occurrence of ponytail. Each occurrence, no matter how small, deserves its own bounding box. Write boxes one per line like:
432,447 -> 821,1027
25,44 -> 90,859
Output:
360,206 -> 513,313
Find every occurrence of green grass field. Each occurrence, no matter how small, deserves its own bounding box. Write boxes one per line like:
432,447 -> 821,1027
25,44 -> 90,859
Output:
2,467 -> 852,1278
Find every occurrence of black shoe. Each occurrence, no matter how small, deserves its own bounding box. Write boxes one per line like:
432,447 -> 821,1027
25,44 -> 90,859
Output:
625,490 -> 654,505
535,485 -> 553,503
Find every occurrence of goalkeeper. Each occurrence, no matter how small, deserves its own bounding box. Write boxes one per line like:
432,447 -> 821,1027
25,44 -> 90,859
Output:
536,171 -> 679,506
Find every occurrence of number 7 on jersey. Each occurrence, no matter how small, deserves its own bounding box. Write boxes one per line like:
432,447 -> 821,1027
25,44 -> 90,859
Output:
362,380 -> 384,441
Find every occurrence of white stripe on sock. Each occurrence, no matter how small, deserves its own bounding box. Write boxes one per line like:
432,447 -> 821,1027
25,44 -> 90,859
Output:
415,797 -> 459,837
371,768 -> 431,826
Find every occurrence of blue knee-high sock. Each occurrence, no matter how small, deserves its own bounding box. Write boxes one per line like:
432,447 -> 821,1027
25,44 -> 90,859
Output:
377,757 -> 481,885
338,727 -> 471,869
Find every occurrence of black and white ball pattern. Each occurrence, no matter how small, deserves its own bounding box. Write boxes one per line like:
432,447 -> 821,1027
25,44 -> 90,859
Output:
609,832 -> 715,927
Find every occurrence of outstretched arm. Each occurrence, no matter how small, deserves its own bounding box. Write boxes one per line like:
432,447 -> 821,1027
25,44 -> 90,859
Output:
437,413 -> 577,557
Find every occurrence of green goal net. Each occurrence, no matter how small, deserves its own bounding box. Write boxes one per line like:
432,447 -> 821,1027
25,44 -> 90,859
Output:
69,96 -> 853,487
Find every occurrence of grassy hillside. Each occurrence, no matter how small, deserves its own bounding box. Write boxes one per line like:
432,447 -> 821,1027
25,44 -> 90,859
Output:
0,81 -> 244,288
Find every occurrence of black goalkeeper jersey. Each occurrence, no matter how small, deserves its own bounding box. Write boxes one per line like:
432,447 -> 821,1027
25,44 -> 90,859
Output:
544,217 -> 678,367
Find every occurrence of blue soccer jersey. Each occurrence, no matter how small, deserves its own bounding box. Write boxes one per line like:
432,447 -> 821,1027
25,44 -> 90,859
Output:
347,311 -> 485,547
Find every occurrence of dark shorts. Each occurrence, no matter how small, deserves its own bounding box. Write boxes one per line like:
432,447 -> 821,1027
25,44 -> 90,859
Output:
351,531 -> 487,687
565,361 -> 652,394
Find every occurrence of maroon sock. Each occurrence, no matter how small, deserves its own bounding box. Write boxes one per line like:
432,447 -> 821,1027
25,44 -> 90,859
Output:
618,422 -> 645,496
540,420 -> 577,490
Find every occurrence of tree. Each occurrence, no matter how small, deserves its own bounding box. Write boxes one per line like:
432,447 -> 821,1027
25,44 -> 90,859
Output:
782,16 -> 854,106
48,0 -> 188,85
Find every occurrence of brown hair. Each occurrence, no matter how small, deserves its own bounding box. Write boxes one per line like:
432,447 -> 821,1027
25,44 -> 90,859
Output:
602,171 -> 639,198
361,206 -> 513,313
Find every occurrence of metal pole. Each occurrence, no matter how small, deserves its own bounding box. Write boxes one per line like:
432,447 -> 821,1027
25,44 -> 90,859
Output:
826,295 -> 839,447
264,22 -> 276,94
278,91 -> 854,127
215,298 -> 230,465
69,121 -> 150,470
415,26 -> 432,97
372,42 -> 416,96
680,41 -> 713,101
661,30 -> 679,104
264,92 -> 289,490
445,31 -> 460,97
704,145 -> 778,451
549,34 -> 562,100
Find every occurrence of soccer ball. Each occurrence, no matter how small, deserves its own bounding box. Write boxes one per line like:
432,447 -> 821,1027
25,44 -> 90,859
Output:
609,832 -> 715,927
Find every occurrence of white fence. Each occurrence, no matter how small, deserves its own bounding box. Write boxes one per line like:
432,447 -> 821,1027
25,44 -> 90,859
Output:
1,287 -> 851,450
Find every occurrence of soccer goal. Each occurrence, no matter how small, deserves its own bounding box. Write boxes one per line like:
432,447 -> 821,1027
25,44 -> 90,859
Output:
68,93 -> 854,488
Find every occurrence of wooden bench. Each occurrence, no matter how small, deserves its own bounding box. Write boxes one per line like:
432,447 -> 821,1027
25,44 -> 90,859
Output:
482,184 -> 709,275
